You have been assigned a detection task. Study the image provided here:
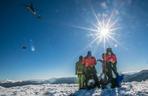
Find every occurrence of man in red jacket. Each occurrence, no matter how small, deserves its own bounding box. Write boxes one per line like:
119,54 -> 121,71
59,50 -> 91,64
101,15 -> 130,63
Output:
105,48 -> 118,88
105,48 -> 117,73
84,51 -> 96,67
84,51 -> 100,88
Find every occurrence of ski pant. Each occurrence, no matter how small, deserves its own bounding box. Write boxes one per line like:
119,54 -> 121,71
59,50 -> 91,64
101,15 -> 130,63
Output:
106,63 -> 113,81
102,63 -> 108,82
77,74 -> 86,89
112,63 -> 118,76
106,62 -> 118,88
84,67 -> 100,88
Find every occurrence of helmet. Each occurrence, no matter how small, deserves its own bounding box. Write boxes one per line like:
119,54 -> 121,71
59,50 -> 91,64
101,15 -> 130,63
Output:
106,48 -> 112,53
79,56 -> 83,60
87,51 -> 92,56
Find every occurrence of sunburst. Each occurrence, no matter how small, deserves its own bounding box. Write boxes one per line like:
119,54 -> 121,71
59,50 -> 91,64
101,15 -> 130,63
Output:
91,14 -> 120,49
73,13 -> 120,50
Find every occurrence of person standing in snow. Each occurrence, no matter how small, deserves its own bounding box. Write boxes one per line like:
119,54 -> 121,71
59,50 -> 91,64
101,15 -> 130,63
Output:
105,48 -> 118,87
83,51 -> 100,88
75,56 -> 86,89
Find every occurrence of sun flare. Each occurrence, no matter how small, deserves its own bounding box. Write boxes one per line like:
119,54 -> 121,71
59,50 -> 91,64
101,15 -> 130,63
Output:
94,14 -> 119,47
74,13 -> 120,50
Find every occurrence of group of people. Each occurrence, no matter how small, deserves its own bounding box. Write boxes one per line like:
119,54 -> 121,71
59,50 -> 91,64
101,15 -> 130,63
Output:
75,48 -> 119,89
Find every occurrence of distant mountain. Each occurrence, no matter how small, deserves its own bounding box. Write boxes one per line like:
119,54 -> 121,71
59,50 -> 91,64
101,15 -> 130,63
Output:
124,69 -> 148,82
0,80 -> 45,88
49,77 -> 77,84
0,77 -> 77,88
0,70 -> 148,88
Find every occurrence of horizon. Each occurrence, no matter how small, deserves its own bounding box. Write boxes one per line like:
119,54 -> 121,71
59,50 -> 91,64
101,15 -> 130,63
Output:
0,0 -> 148,80
0,69 -> 147,81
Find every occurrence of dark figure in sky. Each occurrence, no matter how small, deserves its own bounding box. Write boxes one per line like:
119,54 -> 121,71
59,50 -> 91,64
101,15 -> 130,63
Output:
25,3 -> 36,15
21,45 -> 27,50
25,2 -> 41,19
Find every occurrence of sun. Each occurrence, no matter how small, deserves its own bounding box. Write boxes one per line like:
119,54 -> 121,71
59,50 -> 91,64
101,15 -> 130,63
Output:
95,15 -> 119,44
97,21 -> 111,40
100,27 -> 109,37
88,13 -> 120,50
72,13 -> 120,50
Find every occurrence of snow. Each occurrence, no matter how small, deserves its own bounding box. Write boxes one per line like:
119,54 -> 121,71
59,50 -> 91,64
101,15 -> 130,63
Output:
0,80 -> 23,84
0,80 -> 148,96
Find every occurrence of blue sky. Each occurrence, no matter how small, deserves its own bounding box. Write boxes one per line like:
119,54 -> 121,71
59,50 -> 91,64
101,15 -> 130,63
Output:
0,0 -> 148,80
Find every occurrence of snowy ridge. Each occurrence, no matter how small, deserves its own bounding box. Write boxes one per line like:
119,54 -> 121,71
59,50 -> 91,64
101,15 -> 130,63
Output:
0,77 -> 77,88
0,80 -> 148,96
0,80 -> 45,88
0,80 -> 23,84
124,69 -> 148,82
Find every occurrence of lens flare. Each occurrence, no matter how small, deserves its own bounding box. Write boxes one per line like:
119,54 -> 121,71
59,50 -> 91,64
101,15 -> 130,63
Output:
92,14 -> 120,49
73,13 -> 120,50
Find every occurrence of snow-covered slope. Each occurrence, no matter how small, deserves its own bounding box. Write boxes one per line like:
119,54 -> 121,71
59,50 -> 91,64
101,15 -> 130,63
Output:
0,80 -> 148,96
124,70 -> 148,82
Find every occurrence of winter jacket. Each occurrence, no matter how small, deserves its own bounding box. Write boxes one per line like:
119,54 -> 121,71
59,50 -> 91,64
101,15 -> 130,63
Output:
104,54 -> 117,64
76,61 -> 85,75
84,56 -> 96,67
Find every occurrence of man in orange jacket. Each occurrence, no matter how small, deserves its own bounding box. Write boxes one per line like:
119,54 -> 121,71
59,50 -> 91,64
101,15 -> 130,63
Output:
84,52 -> 96,67
105,48 -> 117,74
84,51 -> 100,88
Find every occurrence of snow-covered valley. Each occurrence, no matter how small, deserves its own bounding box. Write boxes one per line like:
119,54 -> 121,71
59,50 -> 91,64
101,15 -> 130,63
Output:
0,80 -> 148,96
